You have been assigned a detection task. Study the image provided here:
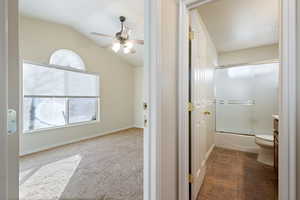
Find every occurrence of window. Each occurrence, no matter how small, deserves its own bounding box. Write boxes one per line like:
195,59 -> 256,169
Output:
23,62 -> 100,132
50,49 -> 86,71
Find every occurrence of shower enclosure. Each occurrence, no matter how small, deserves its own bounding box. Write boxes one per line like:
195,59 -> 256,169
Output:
215,62 -> 279,135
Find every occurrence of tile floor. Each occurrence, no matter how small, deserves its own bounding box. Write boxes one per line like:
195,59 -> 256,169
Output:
197,147 -> 277,200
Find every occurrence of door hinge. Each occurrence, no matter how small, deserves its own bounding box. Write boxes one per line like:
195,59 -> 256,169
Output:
144,118 -> 148,127
143,102 -> 148,110
188,102 -> 195,112
189,174 -> 194,184
189,31 -> 195,40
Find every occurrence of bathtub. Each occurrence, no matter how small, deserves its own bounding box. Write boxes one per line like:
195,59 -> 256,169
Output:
215,132 -> 260,153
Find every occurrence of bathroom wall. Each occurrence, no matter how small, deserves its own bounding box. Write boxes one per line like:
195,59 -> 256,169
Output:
219,44 -> 279,66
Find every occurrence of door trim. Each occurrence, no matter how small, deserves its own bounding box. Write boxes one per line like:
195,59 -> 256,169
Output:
0,0 -> 8,199
177,0 -> 297,200
145,0 -> 163,199
279,0 -> 297,199
2,1 -> 160,200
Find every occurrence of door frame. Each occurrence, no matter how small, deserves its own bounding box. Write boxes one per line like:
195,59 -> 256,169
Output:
0,0 -> 8,199
178,0 -> 297,200
1,0 -> 162,200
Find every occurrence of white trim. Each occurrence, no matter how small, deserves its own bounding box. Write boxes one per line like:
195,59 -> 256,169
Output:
205,144 -> 215,161
0,0 -> 8,199
23,60 -> 96,75
145,0 -> 162,199
280,0 -> 297,199
178,0 -> 297,200
133,125 -> 144,129
20,126 -> 135,156
23,120 -> 100,134
178,1 -> 190,199
24,95 -> 100,98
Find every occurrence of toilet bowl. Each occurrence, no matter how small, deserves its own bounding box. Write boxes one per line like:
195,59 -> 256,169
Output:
255,134 -> 274,166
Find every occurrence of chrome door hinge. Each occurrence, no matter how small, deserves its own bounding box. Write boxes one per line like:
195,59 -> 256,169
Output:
189,31 -> 195,40
188,102 -> 195,112
189,174 -> 194,184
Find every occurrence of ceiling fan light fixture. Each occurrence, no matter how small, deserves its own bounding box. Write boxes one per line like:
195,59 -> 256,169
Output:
123,47 -> 131,54
112,42 -> 121,53
125,41 -> 134,49
92,16 -> 143,55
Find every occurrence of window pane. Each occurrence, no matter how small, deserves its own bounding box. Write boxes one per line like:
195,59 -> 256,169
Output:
69,98 -> 98,124
50,49 -> 86,70
23,98 -> 67,131
23,63 -> 99,97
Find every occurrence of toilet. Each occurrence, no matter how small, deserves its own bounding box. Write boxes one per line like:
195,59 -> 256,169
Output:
255,134 -> 274,166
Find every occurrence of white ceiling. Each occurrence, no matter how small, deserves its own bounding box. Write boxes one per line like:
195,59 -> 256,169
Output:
197,0 -> 279,53
20,0 -> 144,67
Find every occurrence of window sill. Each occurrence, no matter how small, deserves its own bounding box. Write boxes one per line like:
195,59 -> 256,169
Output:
23,120 -> 100,134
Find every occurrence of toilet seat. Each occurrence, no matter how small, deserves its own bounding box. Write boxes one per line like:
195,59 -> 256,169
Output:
255,134 -> 274,147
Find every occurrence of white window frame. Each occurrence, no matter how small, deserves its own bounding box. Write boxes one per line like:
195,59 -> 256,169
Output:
22,60 -> 100,134
50,49 -> 86,71
177,0 -> 297,200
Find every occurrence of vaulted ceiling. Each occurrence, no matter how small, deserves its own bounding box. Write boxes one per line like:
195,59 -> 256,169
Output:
20,0 -> 144,67
197,0 -> 279,53
20,0 -> 279,64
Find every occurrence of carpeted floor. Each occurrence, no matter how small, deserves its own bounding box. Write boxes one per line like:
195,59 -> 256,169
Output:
197,147 -> 277,200
19,128 -> 143,200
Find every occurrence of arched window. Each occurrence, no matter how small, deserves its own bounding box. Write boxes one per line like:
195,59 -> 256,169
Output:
49,49 -> 86,71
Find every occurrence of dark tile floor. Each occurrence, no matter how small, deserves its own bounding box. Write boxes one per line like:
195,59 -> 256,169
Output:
197,147 -> 277,200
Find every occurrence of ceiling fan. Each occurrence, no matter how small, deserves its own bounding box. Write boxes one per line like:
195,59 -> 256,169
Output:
91,16 -> 144,54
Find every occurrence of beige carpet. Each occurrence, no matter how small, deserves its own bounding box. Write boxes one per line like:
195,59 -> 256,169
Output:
19,128 -> 143,200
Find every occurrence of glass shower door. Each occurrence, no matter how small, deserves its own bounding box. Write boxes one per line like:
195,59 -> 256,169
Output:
215,66 -> 255,135
215,63 -> 279,135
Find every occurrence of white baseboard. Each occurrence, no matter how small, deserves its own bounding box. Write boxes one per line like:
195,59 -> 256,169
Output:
194,144 -> 215,199
20,126 -> 135,156
133,124 -> 144,129
205,144 -> 215,161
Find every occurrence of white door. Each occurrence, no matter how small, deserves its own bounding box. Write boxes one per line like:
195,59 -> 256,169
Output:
0,0 -> 8,199
189,10 -> 215,200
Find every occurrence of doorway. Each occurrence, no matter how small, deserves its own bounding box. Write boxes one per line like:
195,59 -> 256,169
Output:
179,0 -> 297,200
1,0 -> 153,199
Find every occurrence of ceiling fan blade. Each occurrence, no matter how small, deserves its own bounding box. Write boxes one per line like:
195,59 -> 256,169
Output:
91,32 -> 114,38
129,39 -> 144,45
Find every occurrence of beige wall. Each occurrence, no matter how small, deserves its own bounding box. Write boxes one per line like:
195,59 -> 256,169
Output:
133,67 -> 144,128
20,16 -> 135,155
218,44 -> 279,66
